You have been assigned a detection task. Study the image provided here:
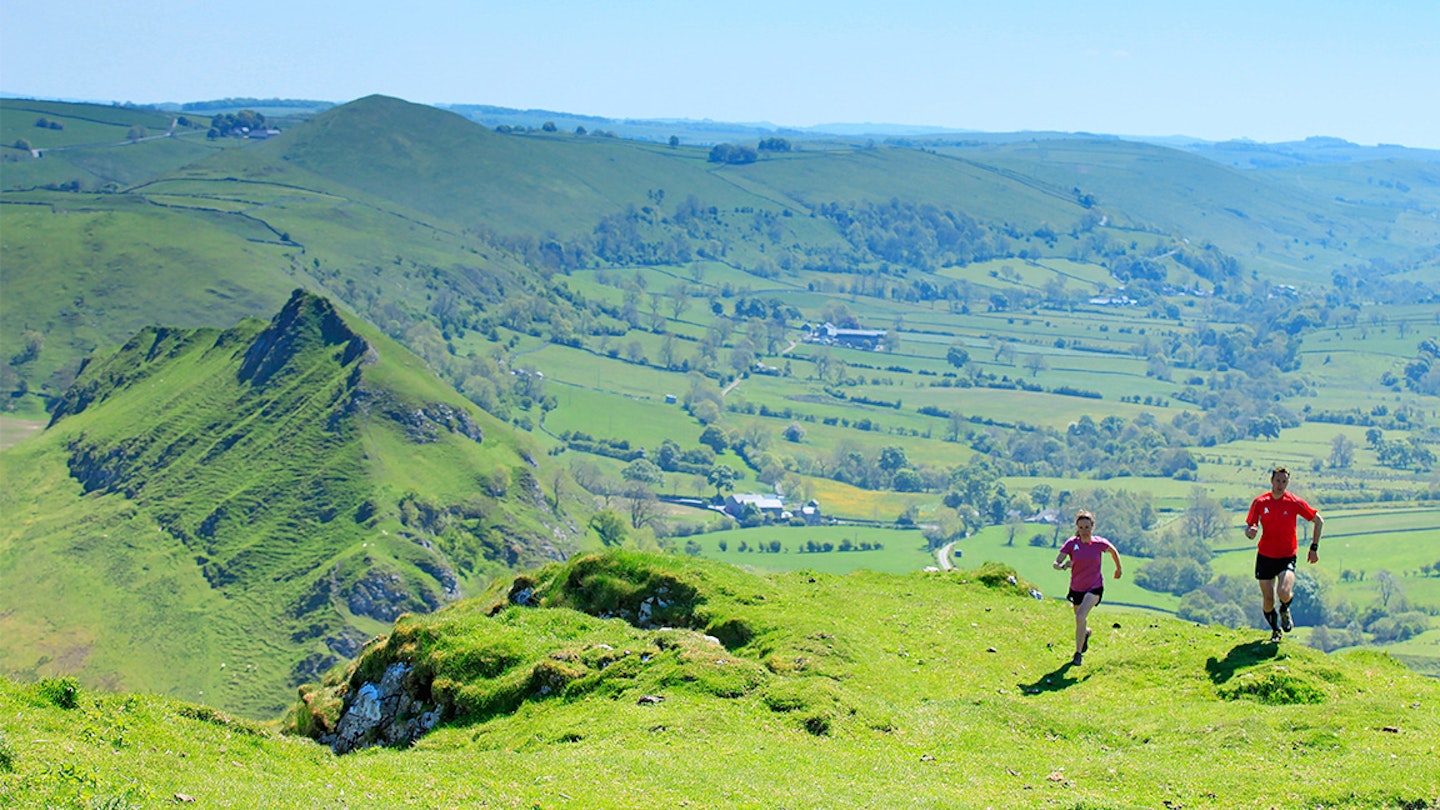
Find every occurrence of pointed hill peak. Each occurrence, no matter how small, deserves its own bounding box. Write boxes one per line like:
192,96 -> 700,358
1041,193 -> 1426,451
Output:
238,290 -> 372,386
6,293 -> 581,715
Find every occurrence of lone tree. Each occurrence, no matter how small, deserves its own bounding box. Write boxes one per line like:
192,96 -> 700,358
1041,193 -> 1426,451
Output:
589,510 -> 628,547
707,464 -> 737,499
946,343 -> 970,369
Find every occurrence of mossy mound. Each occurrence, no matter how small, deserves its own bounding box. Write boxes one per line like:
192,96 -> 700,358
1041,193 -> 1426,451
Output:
292,550 -> 912,749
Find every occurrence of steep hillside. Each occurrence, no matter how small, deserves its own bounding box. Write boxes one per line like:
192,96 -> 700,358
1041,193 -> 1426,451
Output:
2,551 -> 1436,808
0,291 -> 583,716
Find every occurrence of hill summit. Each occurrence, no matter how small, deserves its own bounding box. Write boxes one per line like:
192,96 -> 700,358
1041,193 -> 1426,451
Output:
3,550 -> 1436,807
0,291 -> 581,716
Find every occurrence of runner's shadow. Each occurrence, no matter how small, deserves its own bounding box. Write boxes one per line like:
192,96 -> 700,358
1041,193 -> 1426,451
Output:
1205,640 -> 1278,685
1019,660 -> 1083,695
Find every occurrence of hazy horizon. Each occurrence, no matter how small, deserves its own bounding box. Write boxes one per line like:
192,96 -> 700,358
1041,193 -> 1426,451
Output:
3,0 -> 1438,149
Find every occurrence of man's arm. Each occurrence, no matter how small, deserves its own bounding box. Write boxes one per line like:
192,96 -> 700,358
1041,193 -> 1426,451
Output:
1307,514 -> 1324,564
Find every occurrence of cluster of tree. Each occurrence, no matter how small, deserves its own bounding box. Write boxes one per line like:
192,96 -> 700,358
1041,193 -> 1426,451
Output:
814,200 -> 1009,272
1132,489 -> 1224,595
1365,428 -> 1436,472
207,110 -> 267,138
592,205 -> 695,266
709,143 -> 758,164
1397,337 -> 1440,395
1331,261 -> 1440,308
960,411 -> 1198,480
1172,243 -> 1244,290
1309,402 -> 1428,432
480,194 -> 793,276
33,117 -> 64,130
722,539 -> 785,553
800,539 -> 883,552
1170,373 -> 1306,446
757,137 -> 791,152
561,431 -> 644,462
653,439 -> 718,475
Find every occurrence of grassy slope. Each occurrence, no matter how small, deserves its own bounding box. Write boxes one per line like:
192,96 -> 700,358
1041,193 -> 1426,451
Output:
2,551 -> 1436,808
0,193 -> 300,412
0,292 -> 576,716
1256,158 -> 1440,216
0,99 -> 225,191
269,95 -> 766,236
941,139 -> 1440,280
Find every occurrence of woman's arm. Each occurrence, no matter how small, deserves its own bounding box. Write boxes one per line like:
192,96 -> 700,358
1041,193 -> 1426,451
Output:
1109,546 -> 1123,579
1053,550 -> 1071,570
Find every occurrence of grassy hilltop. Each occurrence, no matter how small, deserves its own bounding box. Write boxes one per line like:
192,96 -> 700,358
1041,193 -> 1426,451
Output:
2,550 -> 1437,808
0,291 -> 582,716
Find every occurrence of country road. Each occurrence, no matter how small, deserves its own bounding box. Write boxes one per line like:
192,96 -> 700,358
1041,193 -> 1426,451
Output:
936,541 -> 957,570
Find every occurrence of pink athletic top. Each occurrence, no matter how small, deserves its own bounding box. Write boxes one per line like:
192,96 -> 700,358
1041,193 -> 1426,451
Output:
1060,536 -> 1115,591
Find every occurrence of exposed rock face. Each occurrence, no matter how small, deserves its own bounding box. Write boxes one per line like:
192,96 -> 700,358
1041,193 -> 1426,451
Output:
345,570 -> 438,623
389,402 -> 485,444
323,663 -> 440,754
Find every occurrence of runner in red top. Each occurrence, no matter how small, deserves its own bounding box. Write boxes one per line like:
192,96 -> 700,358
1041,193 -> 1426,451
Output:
1245,467 -> 1323,642
1052,510 -> 1122,666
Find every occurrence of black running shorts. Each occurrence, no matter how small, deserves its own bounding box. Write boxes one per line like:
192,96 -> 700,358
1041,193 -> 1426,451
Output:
1067,587 -> 1104,606
1254,553 -> 1297,580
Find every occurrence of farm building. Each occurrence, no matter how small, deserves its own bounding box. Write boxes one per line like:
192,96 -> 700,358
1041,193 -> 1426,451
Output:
724,493 -> 785,518
802,322 -> 887,349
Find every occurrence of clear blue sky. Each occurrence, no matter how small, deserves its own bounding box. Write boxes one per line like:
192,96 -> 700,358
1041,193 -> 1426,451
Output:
4,0 -> 1438,148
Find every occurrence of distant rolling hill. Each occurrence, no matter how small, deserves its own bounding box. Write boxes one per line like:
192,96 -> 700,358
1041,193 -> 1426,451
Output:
0,291 -> 582,716
934,138 -> 1440,281
6,94 -> 1439,412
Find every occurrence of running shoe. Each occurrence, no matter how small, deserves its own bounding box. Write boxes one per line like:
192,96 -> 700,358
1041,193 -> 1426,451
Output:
1071,652 -> 1083,666
1279,606 -> 1293,633
1270,629 -> 1283,643
1082,628 -> 1092,653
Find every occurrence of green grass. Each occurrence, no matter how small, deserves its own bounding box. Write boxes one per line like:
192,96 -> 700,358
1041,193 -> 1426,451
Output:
4,550 -> 1437,808
680,524 -> 937,574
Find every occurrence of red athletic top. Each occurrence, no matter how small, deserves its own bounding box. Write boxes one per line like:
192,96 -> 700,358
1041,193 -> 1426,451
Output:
1246,491 -> 1318,558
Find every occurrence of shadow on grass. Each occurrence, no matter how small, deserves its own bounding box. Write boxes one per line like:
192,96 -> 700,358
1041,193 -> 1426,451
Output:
1019,660 -> 1084,695
1205,640 -> 1279,684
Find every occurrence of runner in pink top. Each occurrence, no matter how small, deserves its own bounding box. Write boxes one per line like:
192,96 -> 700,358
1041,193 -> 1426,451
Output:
1053,510 -> 1123,666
